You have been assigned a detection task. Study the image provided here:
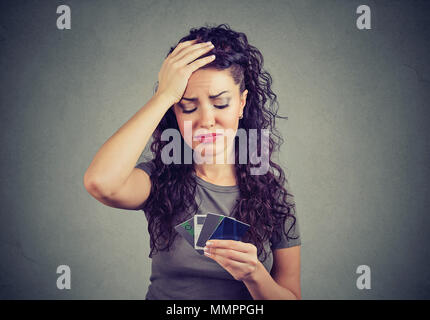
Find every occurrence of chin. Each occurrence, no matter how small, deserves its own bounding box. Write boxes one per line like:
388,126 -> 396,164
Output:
193,144 -> 226,163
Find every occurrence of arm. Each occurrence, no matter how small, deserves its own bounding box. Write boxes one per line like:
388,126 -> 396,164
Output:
204,240 -> 301,300
84,39 -> 215,197
243,246 -> 301,300
83,93 -> 174,196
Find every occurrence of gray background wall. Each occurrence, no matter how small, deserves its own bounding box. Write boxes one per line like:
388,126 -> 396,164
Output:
0,0 -> 429,299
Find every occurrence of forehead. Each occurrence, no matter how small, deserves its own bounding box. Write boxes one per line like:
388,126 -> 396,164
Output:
184,68 -> 237,96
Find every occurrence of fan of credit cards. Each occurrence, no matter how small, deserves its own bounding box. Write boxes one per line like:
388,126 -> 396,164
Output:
174,213 -> 250,255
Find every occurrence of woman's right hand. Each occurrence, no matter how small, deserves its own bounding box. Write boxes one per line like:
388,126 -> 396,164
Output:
155,39 -> 216,104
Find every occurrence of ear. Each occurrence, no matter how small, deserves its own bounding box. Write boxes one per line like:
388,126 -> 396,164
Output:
240,89 -> 248,112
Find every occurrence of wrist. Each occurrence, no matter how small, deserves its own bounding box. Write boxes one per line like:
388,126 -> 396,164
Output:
153,91 -> 177,108
243,260 -> 265,285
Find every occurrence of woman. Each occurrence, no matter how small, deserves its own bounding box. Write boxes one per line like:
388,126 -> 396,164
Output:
84,24 -> 301,300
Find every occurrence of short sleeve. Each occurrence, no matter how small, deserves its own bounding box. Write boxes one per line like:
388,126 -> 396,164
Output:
270,213 -> 301,250
135,159 -> 156,177
270,184 -> 301,250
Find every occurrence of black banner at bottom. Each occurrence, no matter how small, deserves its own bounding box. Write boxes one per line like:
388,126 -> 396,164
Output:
0,300 -> 427,319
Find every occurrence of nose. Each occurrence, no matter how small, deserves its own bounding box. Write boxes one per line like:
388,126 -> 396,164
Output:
198,104 -> 215,129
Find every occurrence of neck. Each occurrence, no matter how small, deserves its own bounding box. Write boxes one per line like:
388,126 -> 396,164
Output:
194,163 -> 237,186
193,141 -> 238,185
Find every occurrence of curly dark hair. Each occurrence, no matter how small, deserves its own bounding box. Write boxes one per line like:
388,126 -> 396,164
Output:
141,23 -> 298,262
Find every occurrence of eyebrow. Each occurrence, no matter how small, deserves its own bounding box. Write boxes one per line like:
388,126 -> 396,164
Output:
181,91 -> 229,102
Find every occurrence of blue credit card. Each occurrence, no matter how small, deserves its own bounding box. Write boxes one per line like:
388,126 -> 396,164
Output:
208,216 -> 250,241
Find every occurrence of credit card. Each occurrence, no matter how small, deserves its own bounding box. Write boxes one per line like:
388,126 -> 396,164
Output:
174,216 -> 194,248
196,213 -> 225,247
208,216 -> 250,241
194,214 -> 207,252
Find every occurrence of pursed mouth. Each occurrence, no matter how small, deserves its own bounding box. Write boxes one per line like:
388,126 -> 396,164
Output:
195,133 -> 223,143
195,133 -> 223,139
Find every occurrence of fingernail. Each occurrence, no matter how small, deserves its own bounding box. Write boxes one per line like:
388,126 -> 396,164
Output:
206,241 -> 212,246
204,251 -> 211,256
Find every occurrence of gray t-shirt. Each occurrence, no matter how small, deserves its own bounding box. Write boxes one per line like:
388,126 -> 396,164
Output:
135,160 -> 301,300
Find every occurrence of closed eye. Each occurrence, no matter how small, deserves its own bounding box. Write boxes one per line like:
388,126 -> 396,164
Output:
181,104 -> 229,114
182,108 -> 196,114
214,104 -> 229,109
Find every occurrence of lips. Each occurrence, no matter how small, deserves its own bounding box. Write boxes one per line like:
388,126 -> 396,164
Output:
195,133 -> 223,143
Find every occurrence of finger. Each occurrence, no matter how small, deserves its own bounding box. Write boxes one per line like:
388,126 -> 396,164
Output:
169,39 -> 198,58
170,41 -> 213,64
206,240 -> 249,253
207,253 -> 253,273
184,44 -> 214,66
186,54 -> 216,73
205,247 -> 250,263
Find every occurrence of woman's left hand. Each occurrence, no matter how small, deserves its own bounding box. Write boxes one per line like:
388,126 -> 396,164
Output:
204,240 -> 260,282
